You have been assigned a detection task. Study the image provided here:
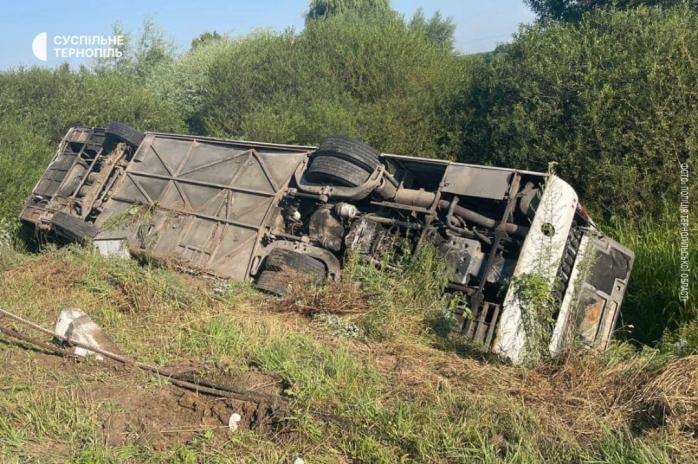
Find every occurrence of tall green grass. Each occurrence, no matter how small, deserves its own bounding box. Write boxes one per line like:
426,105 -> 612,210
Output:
343,243 -> 451,341
607,205 -> 697,348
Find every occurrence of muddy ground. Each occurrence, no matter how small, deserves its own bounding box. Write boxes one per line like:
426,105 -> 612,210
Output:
0,342 -> 289,452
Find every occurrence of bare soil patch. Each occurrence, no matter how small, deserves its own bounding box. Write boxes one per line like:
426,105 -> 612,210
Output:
89,377 -> 286,450
1,342 -> 290,451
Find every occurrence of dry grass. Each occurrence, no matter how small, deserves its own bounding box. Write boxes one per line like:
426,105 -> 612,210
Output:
277,274 -> 369,315
0,245 -> 696,462
640,356 -> 698,445
355,338 -> 698,459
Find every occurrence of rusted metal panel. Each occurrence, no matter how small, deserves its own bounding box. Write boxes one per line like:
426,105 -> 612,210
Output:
574,235 -> 634,349
441,165 -> 513,200
575,290 -> 607,344
94,134 -> 309,279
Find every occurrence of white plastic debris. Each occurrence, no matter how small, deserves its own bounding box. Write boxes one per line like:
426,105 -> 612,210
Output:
54,308 -> 121,360
93,239 -> 131,259
228,412 -> 242,432
293,457 -> 305,464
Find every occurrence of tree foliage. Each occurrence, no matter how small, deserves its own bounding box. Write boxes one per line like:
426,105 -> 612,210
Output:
191,31 -> 222,50
145,35 -> 232,133
305,0 -> 392,21
526,0 -> 697,22
446,5 -> 698,218
408,8 -> 456,49
95,20 -> 176,78
199,13 -> 463,157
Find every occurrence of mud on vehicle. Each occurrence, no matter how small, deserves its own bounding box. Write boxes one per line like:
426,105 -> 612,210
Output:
21,123 -> 634,363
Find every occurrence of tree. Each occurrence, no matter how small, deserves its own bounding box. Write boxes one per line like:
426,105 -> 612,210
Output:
446,6 -> 698,219
305,0 -> 392,21
132,19 -> 176,77
526,0 -> 697,22
191,31 -> 222,50
94,19 -> 175,78
408,8 -> 456,50
200,13 -> 462,156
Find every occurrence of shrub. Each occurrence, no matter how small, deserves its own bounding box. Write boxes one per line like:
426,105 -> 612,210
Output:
0,67 -> 184,141
199,13 -> 463,156
0,119 -> 53,226
0,67 -> 184,225
526,0 -> 698,23
446,6 -> 698,219
145,36 -> 233,133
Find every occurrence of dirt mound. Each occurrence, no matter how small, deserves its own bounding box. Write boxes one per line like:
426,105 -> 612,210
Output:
89,373 -> 286,450
78,361 -> 290,450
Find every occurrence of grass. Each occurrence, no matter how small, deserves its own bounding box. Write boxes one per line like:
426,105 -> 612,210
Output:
0,230 -> 696,463
343,243 -> 452,341
607,205 -> 697,347
0,8 -> 693,460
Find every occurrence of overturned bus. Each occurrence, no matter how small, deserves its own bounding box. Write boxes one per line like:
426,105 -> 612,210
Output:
20,123 -> 634,363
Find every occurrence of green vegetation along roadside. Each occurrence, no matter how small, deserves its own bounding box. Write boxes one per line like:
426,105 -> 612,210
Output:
0,245 -> 696,463
0,0 -> 695,461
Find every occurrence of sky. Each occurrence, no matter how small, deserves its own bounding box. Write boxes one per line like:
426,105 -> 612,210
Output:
0,0 -> 535,69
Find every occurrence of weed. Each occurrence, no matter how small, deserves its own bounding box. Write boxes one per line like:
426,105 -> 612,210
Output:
346,242 -> 450,341
512,273 -> 554,363
608,204 -> 698,345
254,334 -> 383,406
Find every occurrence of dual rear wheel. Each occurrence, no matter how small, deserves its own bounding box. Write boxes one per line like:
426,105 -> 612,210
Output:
305,136 -> 381,187
256,136 -> 383,295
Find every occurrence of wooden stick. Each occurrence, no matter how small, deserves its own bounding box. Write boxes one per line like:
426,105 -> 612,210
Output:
0,323 -> 70,357
0,307 -> 284,406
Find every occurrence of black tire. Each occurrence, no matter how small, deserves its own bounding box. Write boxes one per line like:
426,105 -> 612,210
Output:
263,249 -> 326,276
314,136 -> 381,172
51,212 -> 98,242
106,122 -> 144,148
255,270 -> 290,296
306,155 -> 372,187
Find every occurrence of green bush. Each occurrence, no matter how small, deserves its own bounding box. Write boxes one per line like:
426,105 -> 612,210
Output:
199,13 -> 464,156
608,204 -> 697,345
0,67 -> 184,225
144,36 -> 233,133
446,6 -> 698,219
0,120 -> 53,226
0,67 -> 184,140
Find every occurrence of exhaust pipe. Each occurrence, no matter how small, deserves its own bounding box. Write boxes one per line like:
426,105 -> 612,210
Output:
374,178 -> 528,237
